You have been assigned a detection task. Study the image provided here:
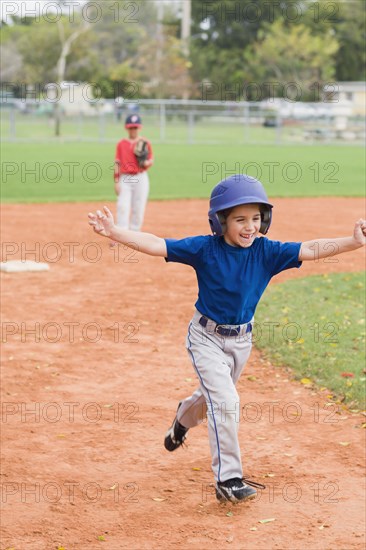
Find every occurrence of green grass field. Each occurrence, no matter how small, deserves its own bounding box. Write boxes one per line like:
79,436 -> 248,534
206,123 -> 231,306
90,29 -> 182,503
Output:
255,272 -> 366,407
1,141 -> 365,202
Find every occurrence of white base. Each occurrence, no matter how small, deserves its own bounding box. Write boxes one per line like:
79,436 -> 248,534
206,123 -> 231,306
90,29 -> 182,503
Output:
0,260 -> 50,273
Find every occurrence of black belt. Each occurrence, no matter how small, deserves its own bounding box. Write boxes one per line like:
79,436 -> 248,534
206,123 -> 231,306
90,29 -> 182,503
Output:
199,316 -> 252,337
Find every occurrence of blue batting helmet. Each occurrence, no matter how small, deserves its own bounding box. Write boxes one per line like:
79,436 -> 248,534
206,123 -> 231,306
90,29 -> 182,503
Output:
208,174 -> 273,236
125,114 -> 142,128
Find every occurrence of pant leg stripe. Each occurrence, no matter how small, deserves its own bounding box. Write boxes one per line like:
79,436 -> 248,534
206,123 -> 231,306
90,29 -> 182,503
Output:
187,322 -> 222,482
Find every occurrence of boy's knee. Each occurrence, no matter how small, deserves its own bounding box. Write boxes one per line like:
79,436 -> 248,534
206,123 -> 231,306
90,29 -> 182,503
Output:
207,393 -> 240,423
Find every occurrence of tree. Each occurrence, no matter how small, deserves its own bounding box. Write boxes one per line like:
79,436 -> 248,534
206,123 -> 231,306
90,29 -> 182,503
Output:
191,0 -> 293,50
134,33 -> 193,99
243,20 -> 339,101
0,4 -> 95,95
0,42 -> 23,82
334,1 -> 366,81
82,0 -> 154,99
53,15 -> 91,136
88,1 -> 192,98
189,0 -> 304,98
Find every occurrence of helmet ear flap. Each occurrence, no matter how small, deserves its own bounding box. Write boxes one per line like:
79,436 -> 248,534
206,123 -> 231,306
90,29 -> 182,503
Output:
218,212 -> 227,235
260,206 -> 272,234
209,213 -> 225,236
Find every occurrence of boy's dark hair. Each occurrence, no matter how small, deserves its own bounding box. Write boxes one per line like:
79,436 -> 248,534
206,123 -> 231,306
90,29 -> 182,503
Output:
218,208 -> 232,220
218,204 -> 262,220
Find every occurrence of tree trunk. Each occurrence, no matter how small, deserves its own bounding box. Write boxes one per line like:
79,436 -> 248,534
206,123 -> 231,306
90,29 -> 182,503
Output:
54,18 -> 90,137
54,102 -> 61,137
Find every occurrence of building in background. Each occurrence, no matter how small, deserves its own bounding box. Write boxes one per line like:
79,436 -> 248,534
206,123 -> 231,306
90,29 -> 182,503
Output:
323,82 -> 366,116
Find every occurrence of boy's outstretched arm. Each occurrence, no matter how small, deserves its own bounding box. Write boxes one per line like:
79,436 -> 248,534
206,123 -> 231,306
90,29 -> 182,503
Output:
299,219 -> 366,261
88,206 -> 167,257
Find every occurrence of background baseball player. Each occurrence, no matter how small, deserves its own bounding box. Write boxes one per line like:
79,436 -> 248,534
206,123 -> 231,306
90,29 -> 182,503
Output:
88,174 -> 366,504
114,114 -> 153,235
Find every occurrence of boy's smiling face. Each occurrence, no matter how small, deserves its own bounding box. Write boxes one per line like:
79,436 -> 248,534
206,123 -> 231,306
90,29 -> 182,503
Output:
223,203 -> 261,248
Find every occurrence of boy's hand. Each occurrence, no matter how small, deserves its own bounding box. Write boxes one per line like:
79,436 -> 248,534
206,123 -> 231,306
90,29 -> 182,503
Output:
353,219 -> 366,246
88,206 -> 115,237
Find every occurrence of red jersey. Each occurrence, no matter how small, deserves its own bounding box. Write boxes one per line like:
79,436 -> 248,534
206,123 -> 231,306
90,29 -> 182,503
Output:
115,138 -> 153,175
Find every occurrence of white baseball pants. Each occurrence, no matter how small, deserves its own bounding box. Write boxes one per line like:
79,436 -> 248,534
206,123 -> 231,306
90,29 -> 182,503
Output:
116,172 -> 149,231
177,310 -> 253,483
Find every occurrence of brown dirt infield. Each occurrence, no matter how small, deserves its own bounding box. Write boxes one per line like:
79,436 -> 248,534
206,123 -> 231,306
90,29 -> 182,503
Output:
1,198 -> 365,550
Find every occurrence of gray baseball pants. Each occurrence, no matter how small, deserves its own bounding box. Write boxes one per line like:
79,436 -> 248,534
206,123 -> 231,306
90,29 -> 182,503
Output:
116,172 -> 149,230
177,310 -> 253,483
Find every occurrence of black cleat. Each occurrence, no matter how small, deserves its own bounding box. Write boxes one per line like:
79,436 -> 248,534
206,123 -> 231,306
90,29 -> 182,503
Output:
164,402 -> 189,452
216,477 -> 265,503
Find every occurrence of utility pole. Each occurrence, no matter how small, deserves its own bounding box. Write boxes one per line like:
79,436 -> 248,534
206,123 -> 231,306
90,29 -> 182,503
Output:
181,0 -> 191,58
155,0 -> 164,94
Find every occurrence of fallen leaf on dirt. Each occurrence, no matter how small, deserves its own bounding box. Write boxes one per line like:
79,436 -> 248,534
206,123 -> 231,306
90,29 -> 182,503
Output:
249,527 -> 257,531
192,467 -> 201,471
246,375 -> 257,381
57,434 -> 66,438
226,535 -> 234,542
341,372 -> 354,378
109,484 -> 117,490
300,378 -> 312,385
185,378 -> 192,382
152,497 -> 166,502
339,442 -> 350,446
284,453 -> 293,457
258,518 -> 276,524
97,535 -> 105,541
264,473 -> 275,478
226,511 -> 233,517
361,423 -> 366,429
103,404 -> 113,408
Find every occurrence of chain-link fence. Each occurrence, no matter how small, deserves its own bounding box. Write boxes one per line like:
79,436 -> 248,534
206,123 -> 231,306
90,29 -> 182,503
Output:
1,99 -> 365,145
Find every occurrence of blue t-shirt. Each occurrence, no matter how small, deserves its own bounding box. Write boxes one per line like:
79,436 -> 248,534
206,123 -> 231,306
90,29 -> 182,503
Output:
165,235 -> 302,324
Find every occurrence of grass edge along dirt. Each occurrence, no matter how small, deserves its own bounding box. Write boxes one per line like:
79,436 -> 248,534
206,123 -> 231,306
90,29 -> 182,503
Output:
254,271 -> 366,409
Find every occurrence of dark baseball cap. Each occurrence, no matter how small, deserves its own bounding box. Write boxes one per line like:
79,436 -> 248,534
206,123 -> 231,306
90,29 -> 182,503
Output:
125,114 -> 142,128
